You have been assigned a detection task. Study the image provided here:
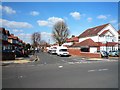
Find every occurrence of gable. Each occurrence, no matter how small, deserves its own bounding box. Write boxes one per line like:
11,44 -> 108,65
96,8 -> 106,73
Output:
78,23 -> 109,38
98,24 -> 118,37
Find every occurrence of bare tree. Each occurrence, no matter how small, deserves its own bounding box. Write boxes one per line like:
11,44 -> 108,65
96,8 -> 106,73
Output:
52,21 -> 69,46
31,32 -> 41,51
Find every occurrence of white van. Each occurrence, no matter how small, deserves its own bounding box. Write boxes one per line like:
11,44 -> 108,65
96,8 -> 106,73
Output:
56,46 -> 69,56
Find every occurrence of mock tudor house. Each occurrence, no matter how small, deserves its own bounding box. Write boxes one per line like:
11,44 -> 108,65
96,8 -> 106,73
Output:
77,23 -> 118,53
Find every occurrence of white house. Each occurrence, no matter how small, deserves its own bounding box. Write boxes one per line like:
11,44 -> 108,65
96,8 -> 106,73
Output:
78,23 -> 118,53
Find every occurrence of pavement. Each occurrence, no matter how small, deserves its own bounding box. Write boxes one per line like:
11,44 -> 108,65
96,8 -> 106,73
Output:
1,55 -> 39,66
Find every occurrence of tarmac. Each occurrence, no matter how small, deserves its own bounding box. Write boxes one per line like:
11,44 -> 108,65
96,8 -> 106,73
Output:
1,55 -> 118,66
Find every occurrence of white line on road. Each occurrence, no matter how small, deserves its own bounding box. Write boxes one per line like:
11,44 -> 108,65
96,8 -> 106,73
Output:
62,60 -> 68,63
58,65 -> 63,68
68,62 -> 75,64
88,68 -> 108,72
98,69 -> 108,71
88,70 -> 96,72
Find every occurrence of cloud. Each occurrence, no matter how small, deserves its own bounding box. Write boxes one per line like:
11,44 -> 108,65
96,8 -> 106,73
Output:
109,20 -> 117,24
70,12 -> 81,20
30,11 -> 39,16
37,20 -> 48,26
41,32 -> 53,36
0,5 -> 16,14
97,15 -> 107,20
41,32 -> 54,43
17,33 -> 32,43
37,17 -> 64,27
18,33 -> 32,38
87,17 -> 92,22
12,29 -> 23,33
0,18 -> 33,29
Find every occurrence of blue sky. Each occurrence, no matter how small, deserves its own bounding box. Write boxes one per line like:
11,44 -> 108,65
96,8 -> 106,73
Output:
1,2 -> 118,44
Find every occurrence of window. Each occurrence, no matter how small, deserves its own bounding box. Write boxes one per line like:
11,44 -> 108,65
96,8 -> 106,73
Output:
81,48 -> 89,52
59,49 -> 67,52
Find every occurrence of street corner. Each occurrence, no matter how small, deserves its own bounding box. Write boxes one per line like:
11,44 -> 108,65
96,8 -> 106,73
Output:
1,60 -> 14,66
13,59 -> 31,64
87,58 -> 105,61
29,55 -> 40,62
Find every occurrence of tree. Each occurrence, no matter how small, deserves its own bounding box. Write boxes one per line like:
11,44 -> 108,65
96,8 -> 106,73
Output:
26,43 -> 31,50
52,21 -> 69,46
31,32 -> 41,50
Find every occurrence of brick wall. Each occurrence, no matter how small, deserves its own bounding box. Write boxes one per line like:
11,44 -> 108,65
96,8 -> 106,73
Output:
2,52 -> 15,60
68,48 -> 101,58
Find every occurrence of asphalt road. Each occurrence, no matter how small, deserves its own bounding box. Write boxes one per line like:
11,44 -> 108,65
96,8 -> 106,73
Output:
2,52 -> 118,88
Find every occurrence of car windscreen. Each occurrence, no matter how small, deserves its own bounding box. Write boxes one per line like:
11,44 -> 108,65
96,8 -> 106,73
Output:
59,49 -> 67,52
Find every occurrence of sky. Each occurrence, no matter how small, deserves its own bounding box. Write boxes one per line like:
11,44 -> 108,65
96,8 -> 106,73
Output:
1,2 -> 119,44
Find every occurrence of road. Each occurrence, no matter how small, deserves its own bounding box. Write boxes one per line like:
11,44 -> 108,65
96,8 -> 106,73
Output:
2,52 -> 118,88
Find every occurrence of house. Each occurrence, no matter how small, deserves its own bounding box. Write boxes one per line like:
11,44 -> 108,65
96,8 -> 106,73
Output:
0,28 -> 11,51
71,38 -> 99,53
118,30 -> 120,43
62,35 -> 79,47
8,34 -> 19,50
78,23 -> 118,53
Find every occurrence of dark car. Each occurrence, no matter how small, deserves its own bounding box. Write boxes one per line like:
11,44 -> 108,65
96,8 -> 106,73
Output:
14,49 -> 24,57
101,51 -> 109,58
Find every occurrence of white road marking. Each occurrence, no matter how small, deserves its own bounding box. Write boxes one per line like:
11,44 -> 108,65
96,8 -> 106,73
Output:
68,62 -> 75,64
62,60 -> 68,63
58,65 -> 63,68
18,76 -> 24,79
88,68 -> 108,72
73,59 -> 78,61
98,69 -> 108,71
88,70 -> 96,72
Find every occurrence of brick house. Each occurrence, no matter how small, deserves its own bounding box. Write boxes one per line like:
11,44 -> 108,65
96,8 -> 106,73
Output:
0,28 -> 11,51
62,36 -> 79,47
8,34 -> 19,50
78,23 -> 118,53
71,38 -> 99,53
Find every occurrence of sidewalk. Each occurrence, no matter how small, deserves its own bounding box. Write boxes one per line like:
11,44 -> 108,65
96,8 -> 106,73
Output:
71,56 -> 118,61
1,55 -> 39,66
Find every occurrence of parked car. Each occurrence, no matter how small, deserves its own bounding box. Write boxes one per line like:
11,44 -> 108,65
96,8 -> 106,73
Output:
14,49 -> 24,57
97,51 -> 109,58
101,51 -> 109,58
2,49 -> 14,53
56,46 -> 69,57
48,46 -> 57,54
109,51 -> 119,57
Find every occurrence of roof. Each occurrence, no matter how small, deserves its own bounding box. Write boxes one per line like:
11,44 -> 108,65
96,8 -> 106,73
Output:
0,28 -> 10,36
8,34 -> 18,40
96,42 -> 118,46
99,30 -> 109,36
72,38 -> 99,47
118,30 -> 120,34
79,23 -> 109,38
5,30 -> 10,36
0,27 -> 6,34
66,36 -> 79,42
